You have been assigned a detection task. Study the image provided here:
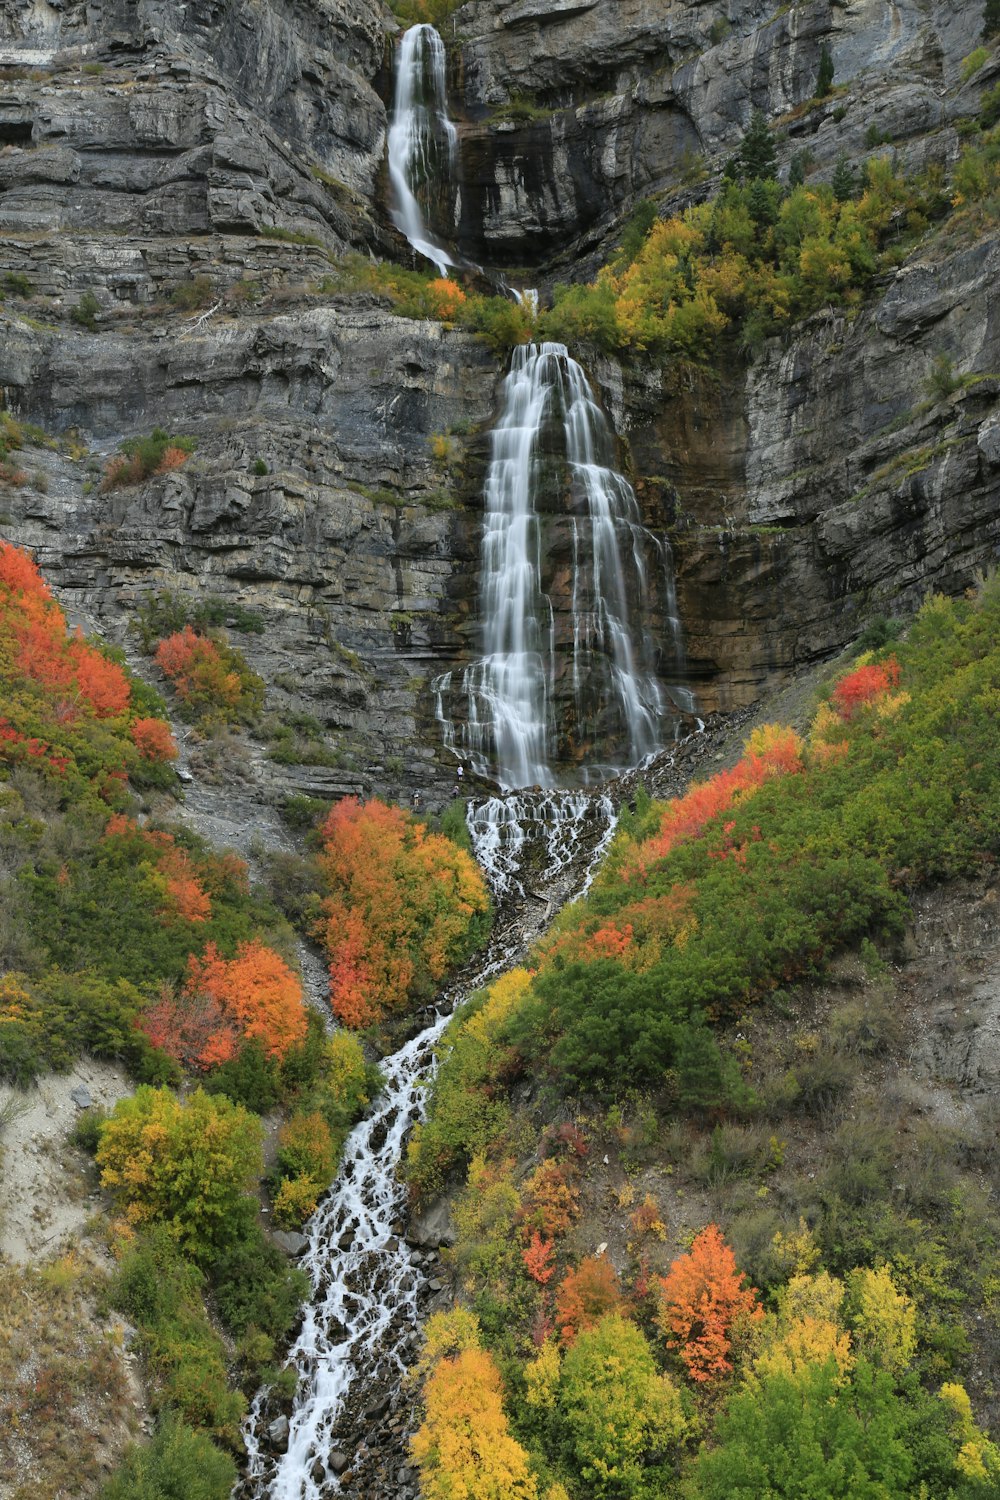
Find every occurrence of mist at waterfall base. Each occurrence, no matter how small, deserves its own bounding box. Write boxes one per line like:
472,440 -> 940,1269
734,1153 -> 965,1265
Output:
386,25 -> 456,278
436,341 -> 693,792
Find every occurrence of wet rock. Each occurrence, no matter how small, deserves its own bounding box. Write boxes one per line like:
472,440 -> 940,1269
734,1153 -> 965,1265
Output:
329,1451 -> 350,1474
406,1197 -> 456,1249
363,1395 -> 390,1420
267,1415 -> 289,1449
310,1458 -> 325,1485
273,1230 -> 309,1256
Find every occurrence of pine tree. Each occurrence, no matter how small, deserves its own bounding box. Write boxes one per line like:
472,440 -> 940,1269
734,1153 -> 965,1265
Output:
832,153 -> 855,202
788,150 -> 808,187
739,109 -> 778,181
816,44 -> 835,99
985,0 -> 1000,41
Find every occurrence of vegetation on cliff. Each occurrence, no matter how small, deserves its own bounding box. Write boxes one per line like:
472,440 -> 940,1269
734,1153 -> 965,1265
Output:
0,543 -> 384,1495
407,577 -> 1000,1497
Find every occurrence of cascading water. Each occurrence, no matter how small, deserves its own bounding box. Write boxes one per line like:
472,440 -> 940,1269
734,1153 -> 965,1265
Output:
386,25 -> 456,277
436,342 -> 688,789
239,798 -> 617,1499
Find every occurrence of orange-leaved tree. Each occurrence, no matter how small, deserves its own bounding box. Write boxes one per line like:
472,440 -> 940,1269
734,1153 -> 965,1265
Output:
831,654 -> 902,719
185,939 -> 307,1061
131,716 -> 178,762
138,983 -> 241,1071
554,1256 -> 626,1346
155,626 -> 242,710
316,796 -> 489,1027
656,1222 -> 763,1382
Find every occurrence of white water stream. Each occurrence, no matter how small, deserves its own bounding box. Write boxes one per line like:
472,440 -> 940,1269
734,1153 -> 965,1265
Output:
241,795 -> 617,1498
435,342 -> 687,789
386,25 -> 456,277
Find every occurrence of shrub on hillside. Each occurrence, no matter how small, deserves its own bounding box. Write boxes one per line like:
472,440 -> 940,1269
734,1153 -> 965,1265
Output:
97,1085 -> 263,1256
154,626 -> 264,725
98,1419 -> 236,1500
101,429 -> 196,492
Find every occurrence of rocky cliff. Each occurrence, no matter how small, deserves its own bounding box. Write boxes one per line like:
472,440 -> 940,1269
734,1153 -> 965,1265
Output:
0,0 -> 997,799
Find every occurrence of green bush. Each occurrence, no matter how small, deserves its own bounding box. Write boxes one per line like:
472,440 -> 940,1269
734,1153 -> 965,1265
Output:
97,1086 -> 263,1258
171,276 -> 214,311
962,46 -> 990,81
98,1418 -> 235,1500
110,1229 -> 246,1443
70,291 -> 100,330
208,1226 -> 308,1347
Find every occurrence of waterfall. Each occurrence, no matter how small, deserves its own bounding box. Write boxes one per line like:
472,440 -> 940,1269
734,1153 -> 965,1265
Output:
436,342 -> 687,790
386,24 -> 456,277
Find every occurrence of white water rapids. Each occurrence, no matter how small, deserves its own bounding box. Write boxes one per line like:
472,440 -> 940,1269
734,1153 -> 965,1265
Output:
240,794 -> 617,1498
386,25 -> 456,277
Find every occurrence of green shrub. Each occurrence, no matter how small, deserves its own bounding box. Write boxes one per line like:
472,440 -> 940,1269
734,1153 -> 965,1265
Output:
208,1226 -> 307,1348
981,81 -> 1000,129
101,429 -> 196,492
98,1418 -> 236,1500
962,46 -> 990,81
816,45 -> 835,98
70,291 -> 100,331
69,1105 -> 108,1153
97,1086 -> 263,1257
171,276 -> 214,311
110,1229 -> 246,1442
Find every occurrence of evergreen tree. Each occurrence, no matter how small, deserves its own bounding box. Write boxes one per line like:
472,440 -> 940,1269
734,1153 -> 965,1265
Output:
816,44 -> 835,98
748,176 -> 780,227
739,109 -> 778,181
788,149 -> 810,187
832,154 -> 855,202
985,0 -> 1000,40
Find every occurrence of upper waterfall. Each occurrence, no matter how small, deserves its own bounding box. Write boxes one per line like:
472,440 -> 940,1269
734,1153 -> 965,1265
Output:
436,342 -> 690,790
386,25 -> 457,278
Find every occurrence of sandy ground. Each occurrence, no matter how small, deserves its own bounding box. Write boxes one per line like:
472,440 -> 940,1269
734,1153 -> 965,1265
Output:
0,1058 -> 133,1264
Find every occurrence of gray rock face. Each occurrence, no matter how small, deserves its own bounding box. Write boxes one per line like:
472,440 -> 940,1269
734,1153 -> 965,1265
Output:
449,0 -> 983,265
1,304 -> 498,799
600,232 -> 1000,710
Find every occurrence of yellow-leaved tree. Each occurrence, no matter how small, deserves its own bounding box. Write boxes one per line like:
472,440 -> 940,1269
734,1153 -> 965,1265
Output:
96,1085 -> 263,1257
411,1309 -> 540,1500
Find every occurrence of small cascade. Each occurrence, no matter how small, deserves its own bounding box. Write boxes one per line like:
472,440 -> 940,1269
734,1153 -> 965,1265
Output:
239,795 -> 617,1499
468,791 -> 616,900
386,24 -> 456,277
436,342 -> 688,789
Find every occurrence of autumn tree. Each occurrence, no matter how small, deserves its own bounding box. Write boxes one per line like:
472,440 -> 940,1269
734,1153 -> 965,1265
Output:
830,655 -> 901,719
847,1264 -> 916,1375
316,796 -> 489,1027
97,1086 -> 263,1256
412,1318 -> 539,1500
656,1223 -> 763,1382
555,1257 -> 626,1346
185,940 -> 307,1061
555,1313 -> 686,1499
